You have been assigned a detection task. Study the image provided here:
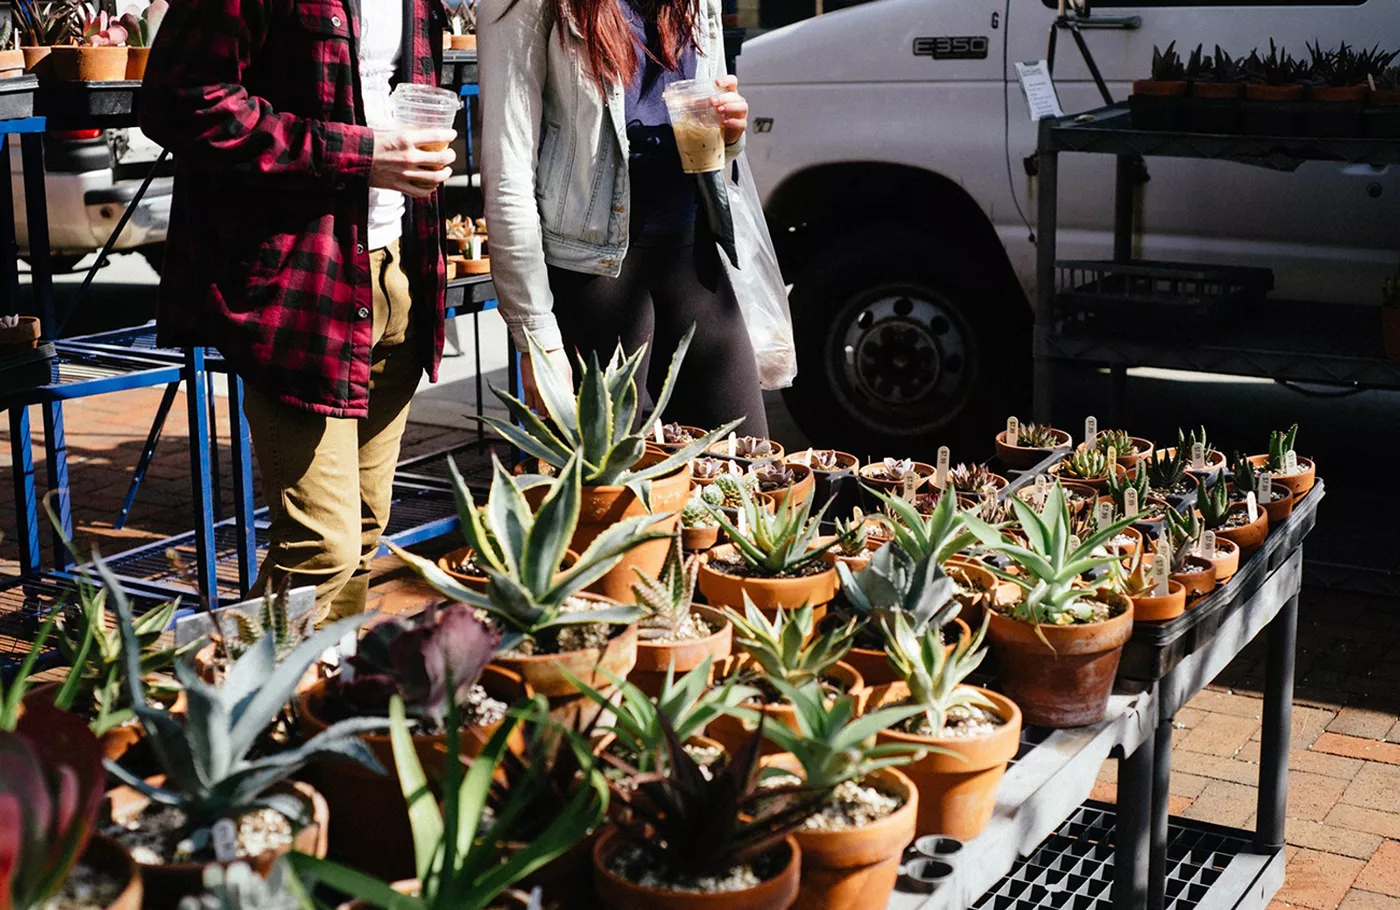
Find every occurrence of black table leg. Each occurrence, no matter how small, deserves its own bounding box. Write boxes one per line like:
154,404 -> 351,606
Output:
1257,590 -> 1300,851
1114,720 -> 1155,910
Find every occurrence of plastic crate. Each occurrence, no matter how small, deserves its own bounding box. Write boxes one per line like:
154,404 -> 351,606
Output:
1055,260 -> 1274,323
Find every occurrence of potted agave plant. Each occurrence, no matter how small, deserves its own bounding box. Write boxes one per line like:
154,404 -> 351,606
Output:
865,487 -> 995,621
118,0 -> 165,79
1229,453 -> 1293,523
1137,444 -> 1199,500
706,600 -> 864,758
391,453 -> 668,717
1159,505 -> 1219,599
629,532 -> 734,697
481,327 -> 739,602
1248,424 -> 1315,497
1102,469 -> 1169,538
3,700 -> 144,910
964,485 -> 1138,728
446,0 -> 475,50
994,419 -> 1071,469
698,484 -> 838,619
1132,42 -> 1188,129
1307,43 -> 1395,137
757,682 -> 926,910
1111,547 -> 1187,623
50,2 -> 129,82
1176,426 -> 1228,477
1188,45 -> 1247,133
1243,41 -> 1308,135
749,457 -> 815,509
592,718 -> 814,910
866,612 -> 1021,840
1197,477 -> 1268,557
12,0 -> 78,79
821,509 -> 876,572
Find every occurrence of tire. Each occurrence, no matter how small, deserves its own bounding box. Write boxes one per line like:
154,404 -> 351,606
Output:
781,227 -> 1031,460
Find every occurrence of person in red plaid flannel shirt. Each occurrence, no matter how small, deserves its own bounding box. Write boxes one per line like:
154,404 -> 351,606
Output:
140,0 -> 456,622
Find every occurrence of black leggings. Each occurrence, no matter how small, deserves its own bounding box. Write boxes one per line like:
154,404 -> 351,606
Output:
549,228 -> 768,437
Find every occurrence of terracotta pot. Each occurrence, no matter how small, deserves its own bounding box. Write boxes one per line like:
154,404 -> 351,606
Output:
297,666 -> 529,882
866,683 -> 1021,840
592,827 -> 801,910
841,618 -> 970,692
768,760 -> 918,910
436,546 -> 578,593
705,662 -> 864,758
984,597 -> 1133,728
706,438 -> 786,462
0,49 -> 25,79
50,45 -> 129,82
449,33 -> 477,50
1246,83 -> 1304,102
1313,84 -> 1367,103
1047,461 -> 1125,493
23,682 -> 153,766
106,779 -> 327,910
1112,437 -> 1155,469
1246,453 -> 1315,497
1204,537 -> 1240,584
994,427 -> 1071,470
21,46 -> 53,79
462,257 -> 490,275
682,524 -> 720,552
1213,503 -> 1269,558
630,607 -> 733,698
125,46 -> 149,80
753,463 -> 815,509
1260,488 -> 1294,524
651,425 -> 707,452
1169,555 -> 1217,600
857,462 -> 933,498
83,835 -> 144,910
1193,80 -> 1243,100
523,454 -> 690,602
1130,579 -> 1187,623
1132,79 -> 1187,97
697,544 -> 838,622
821,544 -> 870,573
491,612 -> 637,727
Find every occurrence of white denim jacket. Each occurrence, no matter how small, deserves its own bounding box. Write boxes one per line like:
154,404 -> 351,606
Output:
478,0 -> 740,350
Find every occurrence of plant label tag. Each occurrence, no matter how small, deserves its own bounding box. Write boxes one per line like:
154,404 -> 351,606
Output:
737,508 -> 748,535
1097,501 -> 1115,529
1106,446 -> 1118,471
469,235 -> 484,260
1034,474 -> 1048,503
902,474 -> 919,503
1258,472 -> 1273,505
935,447 -> 951,489
212,819 -> 239,862
1006,416 -> 1019,447
727,459 -> 743,475
1246,492 -> 1259,524
1069,534 -> 1081,550
798,448 -> 813,468
653,421 -> 665,444
1191,443 -> 1206,471
1084,416 -> 1098,448
1152,553 -> 1170,596
727,432 -> 737,458
1124,487 -> 1139,518
1203,530 -> 1216,559
1285,450 -> 1298,475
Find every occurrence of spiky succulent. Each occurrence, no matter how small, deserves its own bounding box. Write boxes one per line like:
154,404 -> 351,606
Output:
1266,424 -> 1299,473
1062,445 -> 1108,481
836,544 -> 962,649
750,679 -> 927,792
11,0 -> 79,46
1182,427 -> 1219,467
882,611 -> 998,735
1105,464 -> 1150,514
963,484 -> 1136,626
706,483 -> 833,577
833,508 -> 869,557
568,659 -> 757,773
1309,41 -> 1397,87
1014,422 -> 1063,449
177,859 -> 310,910
633,533 -> 702,642
482,326 -> 740,507
390,452 -> 664,644
1244,40 -> 1307,86
1,702 -> 107,910
1150,41 -> 1185,81
1196,478 -> 1233,530
1094,429 -> 1138,460
1112,547 -> 1164,599
1143,446 -> 1188,494
700,471 -> 754,509
948,462 -> 996,494
1231,451 -> 1260,498
224,580 -> 314,664
691,457 -> 728,481
119,0 -> 168,48
751,458 -> 796,493
1163,505 -> 1203,573
680,493 -> 717,529
864,481 -> 976,567
724,599 -> 857,690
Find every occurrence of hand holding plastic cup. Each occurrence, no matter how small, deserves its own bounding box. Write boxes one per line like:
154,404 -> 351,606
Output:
390,84 -> 461,151
662,79 -> 726,174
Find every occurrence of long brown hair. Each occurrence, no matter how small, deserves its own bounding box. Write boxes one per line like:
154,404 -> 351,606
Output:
505,0 -> 699,91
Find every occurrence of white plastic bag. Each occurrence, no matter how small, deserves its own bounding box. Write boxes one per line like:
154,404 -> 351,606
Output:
723,153 -> 798,391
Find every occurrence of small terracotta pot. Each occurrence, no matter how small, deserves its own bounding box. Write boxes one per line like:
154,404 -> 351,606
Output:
630,607 -> 733,698
857,462 -> 933,498
491,611 -> 638,700
820,543 -> 870,574
21,46 -> 53,79
24,682 -> 150,766
462,257 -> 490,275
994,427 -> 1071,470
524,453 -> 690,603
1047,461 -> 1125,493
984,596 -> 1133,728
1246,454 -> 1315,497
1169,555 -> 1217,600
1204,537 -> 1240,584
841,617 -> 971,689
436,546 -> 579,593
1246,83 -> 1304,102
449,33 -> 477,50
697,544 -> 838,622
753,462 -> 815,509
866,683 -> 1021,840
1130,579 -> 1187,623
1313,84 -> 1367,103
705,662 -> 865,758
297,666 -> 530,882
125,46 -> 150,80
1110,437 -> 1155,469
106,779 -> 327,910
681,524 -> 720,552
1260,488 -> 1294,524
1193,80 -> 1243,100
1213,504 -> 1269,558
592,827 -> 801,910
83,835 -> 144,910
706,437 -> 785,462
1132,79 -> 1187,97
769,759 -> 918,910
50,45 -> 129,82
0,49 -> 26,79
651,425 -> 707,452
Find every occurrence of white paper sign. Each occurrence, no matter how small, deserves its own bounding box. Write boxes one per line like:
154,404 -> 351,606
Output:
1006,417 -> 1020,447
798,448 -> 813,468
653,422 -> 666,444
1285,450 -> 1299,475
1015,60 -> 1065,121
935,447 -> 951,490
902,474 -> 919,503
1106,446 -> 1118,472
1034,474 -> 1048,504
469,235 -> 483,260
1084,416 -> 1098,448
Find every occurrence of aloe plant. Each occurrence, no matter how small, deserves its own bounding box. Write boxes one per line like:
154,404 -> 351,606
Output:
389,452 -> 666,648
0,612 -> 59,732
481,326 -> 740,508
723,599 -> 856,689
632,532 -> 702,642
705,483 -> 833,577
864,481 -> 977,567
1197,477 -> 1233,530
11,0 -> 79,46
832,508 -> 869,557
835,543 -> 961,649
1163,505 -> 1203,573
1105,465 -> 1150,514
1266,424 -> 1300,473
1,702 -> 109,910
882,611 -> 998,736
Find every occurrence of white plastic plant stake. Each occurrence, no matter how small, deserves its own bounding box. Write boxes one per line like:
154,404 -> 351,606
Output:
1084,416 -> 1098,448
1069,534 -> 1081,550
469,235 -> 483,260
1190,442 -> 1206,472
1106,446 -> 1118,472
902,473 -> 919,503
1258,472 -> 1273,506
798,448 -> 813,468
1284,450 -> 1299,475
1246,492 -> 1259,524
737,508 -> 748,536
727,432 -> 737,458
726,459 -> 743,475
1152,553 -> 1170,597
653,421 -> 666,444
1123,486 -> 1138,518
935,446 -> 950,490
1202,530 -> 1216,559
1034,474 -> 1048,506
213,819 -> 239,863
1006,416 -> 1020,447
1097,501 -> 1115,530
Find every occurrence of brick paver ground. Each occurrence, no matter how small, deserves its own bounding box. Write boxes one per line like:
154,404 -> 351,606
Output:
4,385 -> 1400,909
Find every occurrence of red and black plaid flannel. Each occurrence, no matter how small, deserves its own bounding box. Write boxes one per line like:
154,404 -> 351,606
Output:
140,0 -> 449,418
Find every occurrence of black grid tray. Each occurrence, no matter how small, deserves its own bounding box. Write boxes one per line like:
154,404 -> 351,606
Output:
440,49 -> 478,91
970,803 -> 1260,910
1055,260 -> 1273,324
34,80 -> 141,129
0,75 -> 38,121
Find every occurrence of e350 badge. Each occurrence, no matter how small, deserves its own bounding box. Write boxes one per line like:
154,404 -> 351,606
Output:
913,36 -> 990,60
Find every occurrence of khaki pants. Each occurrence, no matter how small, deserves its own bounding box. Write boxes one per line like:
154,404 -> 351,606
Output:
243,240 -> 421,623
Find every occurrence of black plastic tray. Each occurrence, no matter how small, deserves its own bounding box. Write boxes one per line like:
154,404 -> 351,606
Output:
34,80 -> 141,129
0,76 -> 38,121
1055,259 -> 1274,324
440,49 -> 478,91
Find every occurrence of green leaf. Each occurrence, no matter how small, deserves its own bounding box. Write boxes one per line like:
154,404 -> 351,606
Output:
387,543 -> 494,610
478,411 -> 570,470
576,357 -> 613,472
525,331 -> 581,442
520,452 -> 583,596
287,854 -> 425,910
389,696 -> 444,884
485,457 -> 534,578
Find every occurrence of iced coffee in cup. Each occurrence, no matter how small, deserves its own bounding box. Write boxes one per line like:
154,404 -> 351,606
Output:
390,84 -> 460,150
662,79 -> 726,174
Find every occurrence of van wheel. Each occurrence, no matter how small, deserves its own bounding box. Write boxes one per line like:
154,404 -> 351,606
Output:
781,228 -> 1030,460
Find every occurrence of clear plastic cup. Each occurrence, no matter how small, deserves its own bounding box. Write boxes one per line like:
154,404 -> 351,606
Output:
661,79 -> 725,174
390,84 -> 461,150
